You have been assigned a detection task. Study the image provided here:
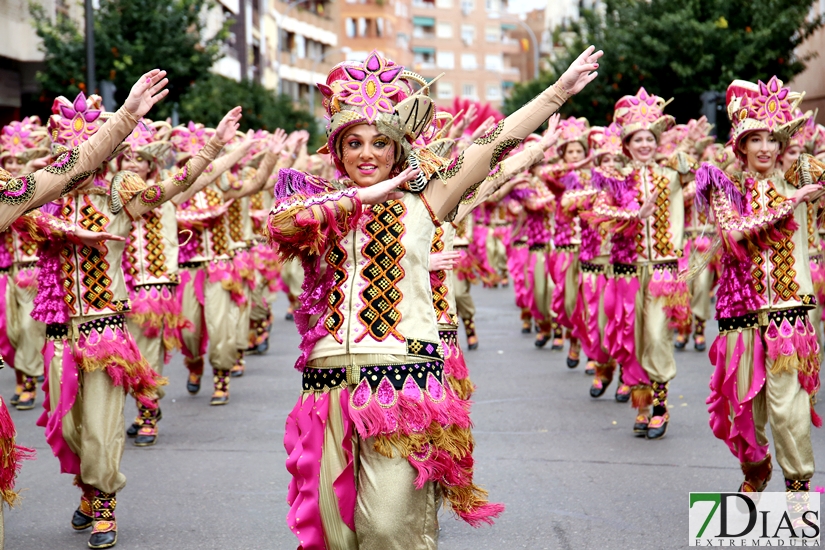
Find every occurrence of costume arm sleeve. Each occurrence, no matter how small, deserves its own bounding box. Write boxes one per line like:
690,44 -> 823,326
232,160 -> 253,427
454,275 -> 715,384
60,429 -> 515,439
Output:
190,142 -> 251,190
0,106 -> 141,231
424,82 -> 570,221
222,152 -> 279,199
452,143 -> 547,224
124,136 -> 224,219
266,169 -> 363,260
710,186 -> 795,247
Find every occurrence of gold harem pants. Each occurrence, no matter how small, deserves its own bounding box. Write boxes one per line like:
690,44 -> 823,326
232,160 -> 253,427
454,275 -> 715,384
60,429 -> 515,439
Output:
307,354 -> 440,550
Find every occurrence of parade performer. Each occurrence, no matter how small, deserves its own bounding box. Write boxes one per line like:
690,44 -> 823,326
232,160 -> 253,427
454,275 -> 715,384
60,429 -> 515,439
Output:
32,77 -> 235,549
590,87 -> 700,440
571,123 -> 630,400
0,117 -> 49,410
174,120 -> 278,405
120,109 -> 244,445
699,77 -> 821,495
267,47 -> 601,549
542,117 -> 592,363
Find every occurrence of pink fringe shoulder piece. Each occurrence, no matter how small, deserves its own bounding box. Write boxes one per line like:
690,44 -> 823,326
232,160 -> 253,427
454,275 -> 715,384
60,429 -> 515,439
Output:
695,163 -> 746,218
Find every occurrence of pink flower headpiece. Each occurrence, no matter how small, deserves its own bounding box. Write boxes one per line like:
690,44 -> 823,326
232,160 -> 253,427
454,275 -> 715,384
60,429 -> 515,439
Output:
588,123 -> 624,159
48,92 -> 111,152
556,117 -> 590,157
726,76 -> 809,152
0,117 -> 48,163
170,121 -> 215,163
613,87 -> 675,142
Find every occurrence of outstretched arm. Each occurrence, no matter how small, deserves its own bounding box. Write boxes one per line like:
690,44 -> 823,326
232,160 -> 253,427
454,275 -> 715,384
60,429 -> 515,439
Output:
0,69 -> 169,230
423,46 -> 602,220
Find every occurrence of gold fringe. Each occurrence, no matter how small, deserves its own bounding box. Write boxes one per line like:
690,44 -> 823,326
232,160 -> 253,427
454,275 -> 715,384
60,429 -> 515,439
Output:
447,376 -> 476,401
373,422 -> 475,463
442,483 -> 491,515
770,352 -> 820,377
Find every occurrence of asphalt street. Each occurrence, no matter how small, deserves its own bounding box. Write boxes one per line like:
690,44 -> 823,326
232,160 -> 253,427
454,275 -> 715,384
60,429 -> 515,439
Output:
3,285 -> 823,550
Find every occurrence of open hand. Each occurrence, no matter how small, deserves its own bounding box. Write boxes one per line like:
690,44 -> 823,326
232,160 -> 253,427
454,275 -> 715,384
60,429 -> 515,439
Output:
558,46 -> 603,95
269,128 -> 289,155
639,190 -> 660,219
124,69 -> 170,118
792,184 -> 824,206
540,114 -> 561,150
71,227 -> 126,248
687,116 -> 711,142
215,107 -> 243,144
356,166 -> 420,205
429,251 -> 461,271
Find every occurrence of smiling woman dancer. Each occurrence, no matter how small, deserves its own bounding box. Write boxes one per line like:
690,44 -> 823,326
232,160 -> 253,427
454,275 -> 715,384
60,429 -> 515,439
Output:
698,77 -> 821,498
267,48 -> 601,549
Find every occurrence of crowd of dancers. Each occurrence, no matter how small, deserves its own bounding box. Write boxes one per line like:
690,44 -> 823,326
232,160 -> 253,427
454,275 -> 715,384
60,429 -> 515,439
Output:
0,43 -> 822,549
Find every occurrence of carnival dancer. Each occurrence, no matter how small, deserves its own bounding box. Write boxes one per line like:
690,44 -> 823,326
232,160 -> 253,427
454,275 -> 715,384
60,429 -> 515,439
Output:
569,123 -> 630,400
267,47 -> 601,549
0,69 -> 165,550
119,109 -> 249,445
0,117 -> 50,410
541,117 -> 592,362
174,120 -> 279,405
32,86 -> 238,550
590,87 -> 701,440
279,133 -> 310,321
228,129 -> 290,377
699,77 -> 822,496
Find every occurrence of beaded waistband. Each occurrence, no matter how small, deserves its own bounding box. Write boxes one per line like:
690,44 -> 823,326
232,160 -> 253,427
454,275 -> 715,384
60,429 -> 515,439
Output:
555,244 -> 579,252
179,261 -> 206,269
302,360 -> 445,393
0,266 -> 10,274
718,305 -> 815,334
717,313 -> 759,334
580,261 -> 605,274
529,244 -> 549,252
46,314 -> 126,341
612,261 -> 678,277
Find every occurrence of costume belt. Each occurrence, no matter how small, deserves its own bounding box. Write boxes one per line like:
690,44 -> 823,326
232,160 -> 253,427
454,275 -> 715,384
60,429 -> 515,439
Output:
718,305 -> 816,334
179,260 -> 207,269
580,261 -> 605,274
529,243 -> 549,252
46,314 -> 126,342
612,260 -> 678,277
555,244 -> 579,252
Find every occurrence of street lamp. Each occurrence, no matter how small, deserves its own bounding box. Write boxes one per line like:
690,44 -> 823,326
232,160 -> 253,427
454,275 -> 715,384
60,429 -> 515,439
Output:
508,18 -> 540,80
309,46 -> 352,115
275,0 -> 312,96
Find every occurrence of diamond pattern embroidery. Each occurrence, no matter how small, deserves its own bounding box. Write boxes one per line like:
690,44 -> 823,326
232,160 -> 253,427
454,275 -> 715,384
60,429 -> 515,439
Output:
750,186 -> 766,297
356,201 -> 406,342
324,242 -> 348,343
143,212 -> 168,279
429,226 -> 450,321
78,199 -> 114,310
650,169 -> 675,258
60,200 -> 78,314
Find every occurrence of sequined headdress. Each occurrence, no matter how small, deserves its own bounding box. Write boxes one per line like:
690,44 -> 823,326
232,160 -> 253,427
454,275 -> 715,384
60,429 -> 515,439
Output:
170,121 -> 215,164
317,50 -> 442,189
613,87 -> 675,142
0,116 -> 48,165
121,119 -> 174,172
726,77 -> 810,153
556,117 -> 590,157
48,92 -> 117,157
588,123 -> 624,160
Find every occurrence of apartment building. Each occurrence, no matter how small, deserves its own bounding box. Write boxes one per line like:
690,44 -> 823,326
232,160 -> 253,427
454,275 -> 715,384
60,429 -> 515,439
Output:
266,0 -> 340,107
0,0 -> 83,125
339,0 -> 413,67
407,0 -> 522,109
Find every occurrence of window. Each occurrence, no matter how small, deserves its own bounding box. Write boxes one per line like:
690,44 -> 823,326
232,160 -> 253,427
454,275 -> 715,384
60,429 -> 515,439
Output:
437,82 -> 454,100
485,24 -> 500,42
436,22 -> 452,38
436,51 -> 455,69
376,18 -> 384,37
460,0 -> 474,13
413,51 -> 435,68
460,24 -> 475,45
484,54 -> 502,71
345,18 -> 356,38
295,35 -> 306,58
435,0 -> 453,7
460,53 -> 477,70
462,83 -> 477,99
485,0 -> 499,10
358,17 -> 368,37
486,84 -> 502,101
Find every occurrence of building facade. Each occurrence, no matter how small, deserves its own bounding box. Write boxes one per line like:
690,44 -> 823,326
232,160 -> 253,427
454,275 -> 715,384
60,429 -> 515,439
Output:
338,0 -> 413,68
405,0 -> 521,109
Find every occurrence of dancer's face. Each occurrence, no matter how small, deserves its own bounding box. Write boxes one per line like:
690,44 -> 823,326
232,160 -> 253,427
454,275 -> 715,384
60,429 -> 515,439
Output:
340,124 -> 395,187
598,153 -> 614,168
121,152 -> 151,180
739,131 -> 779,175
625,130 -> 657,163
3,157 -> 24,177
781,143 -> 804,171
563,142 -> 586,164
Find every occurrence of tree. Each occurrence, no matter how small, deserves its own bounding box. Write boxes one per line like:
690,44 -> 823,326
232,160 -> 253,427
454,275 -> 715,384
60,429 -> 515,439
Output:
176,73 -> 317,135
504,0 -> 824,127
29,0 -> 229,115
